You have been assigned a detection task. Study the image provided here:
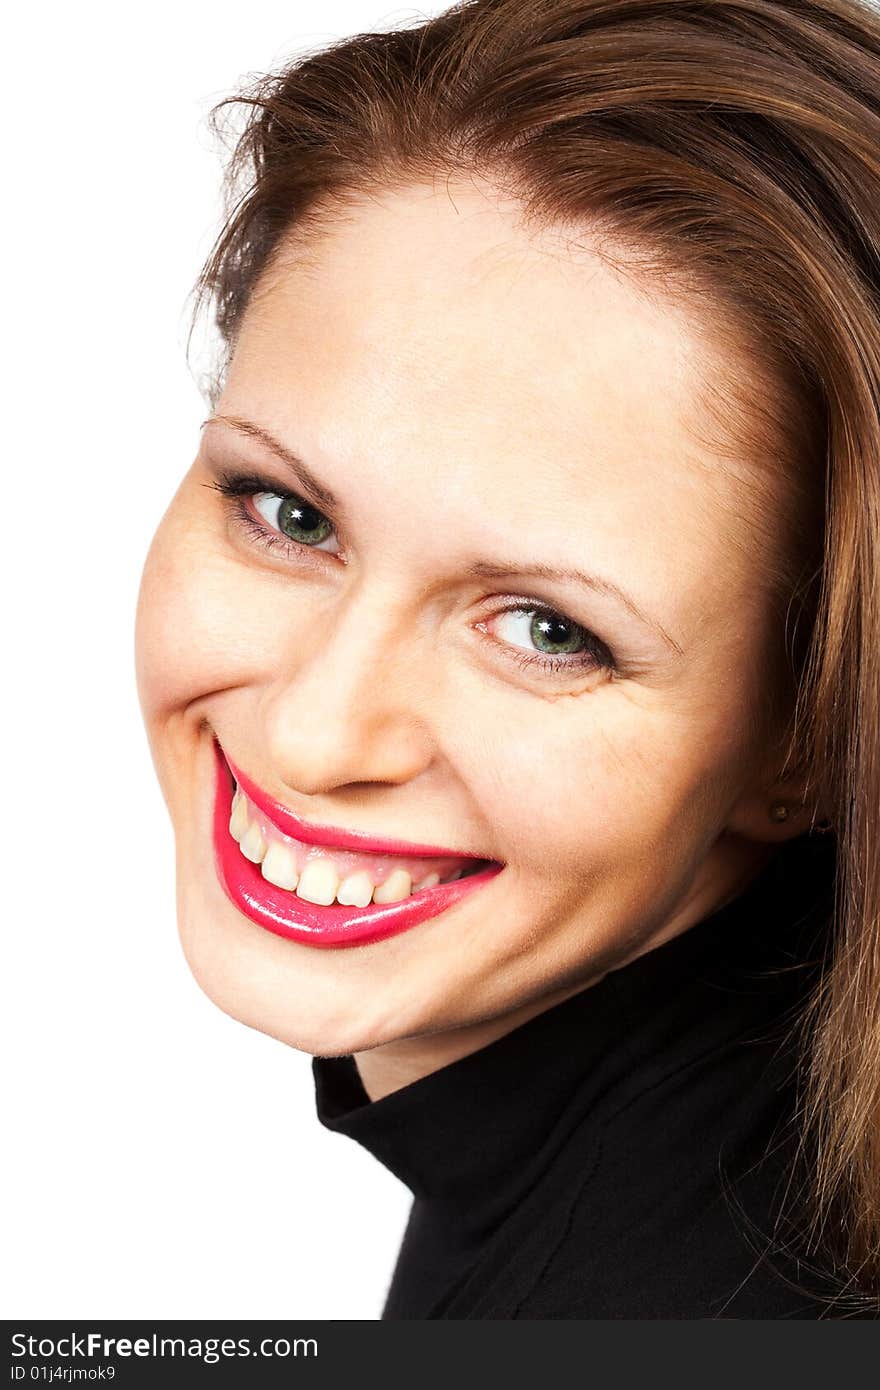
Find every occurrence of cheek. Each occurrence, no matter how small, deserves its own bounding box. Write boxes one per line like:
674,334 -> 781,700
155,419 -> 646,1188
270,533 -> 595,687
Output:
134,503 -> 270,721
459,685 -> 742,880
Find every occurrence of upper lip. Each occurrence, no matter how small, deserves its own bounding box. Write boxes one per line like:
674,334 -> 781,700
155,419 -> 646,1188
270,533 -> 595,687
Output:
220,744 -> 496,862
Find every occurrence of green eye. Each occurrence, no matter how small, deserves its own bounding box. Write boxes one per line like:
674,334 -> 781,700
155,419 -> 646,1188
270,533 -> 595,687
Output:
254,493 -> 339,552
495,607 -> 590,657
528,611 -> 586,655
277,497 -> 333,544
488,605 -> 613,677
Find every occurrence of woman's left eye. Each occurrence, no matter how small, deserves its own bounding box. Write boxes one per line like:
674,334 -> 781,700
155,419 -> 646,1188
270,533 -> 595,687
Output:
482,605 -> 615,677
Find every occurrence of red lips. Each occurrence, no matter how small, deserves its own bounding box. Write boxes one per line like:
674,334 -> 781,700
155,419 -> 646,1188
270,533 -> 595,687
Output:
212,740 -> 504,948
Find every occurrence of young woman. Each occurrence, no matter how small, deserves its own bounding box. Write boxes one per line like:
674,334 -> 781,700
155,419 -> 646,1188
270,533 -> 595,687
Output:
135,0 -> 880,1317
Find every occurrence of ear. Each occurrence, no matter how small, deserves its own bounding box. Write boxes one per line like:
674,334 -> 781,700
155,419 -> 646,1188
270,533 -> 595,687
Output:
724,763 -> 829,844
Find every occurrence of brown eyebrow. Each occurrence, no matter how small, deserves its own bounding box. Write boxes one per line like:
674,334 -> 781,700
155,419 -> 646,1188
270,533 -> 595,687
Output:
466,561 -> 683,656
202,414 -> 341,513
203,413 -> 682,657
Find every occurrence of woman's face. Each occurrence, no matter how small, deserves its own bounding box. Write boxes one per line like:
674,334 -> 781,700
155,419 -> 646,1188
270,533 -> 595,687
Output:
136,179 -> 802,1063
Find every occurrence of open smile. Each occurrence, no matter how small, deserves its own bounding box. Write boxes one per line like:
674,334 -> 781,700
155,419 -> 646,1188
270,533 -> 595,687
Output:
211,739 -> 504,947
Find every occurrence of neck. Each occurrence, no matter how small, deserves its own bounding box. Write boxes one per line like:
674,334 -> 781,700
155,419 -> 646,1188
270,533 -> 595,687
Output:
354,976 -> 605,1101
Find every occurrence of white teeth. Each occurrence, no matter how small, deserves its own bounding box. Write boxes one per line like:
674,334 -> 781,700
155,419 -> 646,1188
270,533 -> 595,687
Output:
239,821 -> 267,864
260,841 -> 300,890
335,870 -> 375,907
229,787 -> 480,905
372,868 -> 413,904
229,790 -> 249,843
413,871 -> 441,892
296,858 -> 340,906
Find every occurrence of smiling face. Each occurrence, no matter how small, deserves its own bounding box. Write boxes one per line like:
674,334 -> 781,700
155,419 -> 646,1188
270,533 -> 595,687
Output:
135,178 -> 809,1079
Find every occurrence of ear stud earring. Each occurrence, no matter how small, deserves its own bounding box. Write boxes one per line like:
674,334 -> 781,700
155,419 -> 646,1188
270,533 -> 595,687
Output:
769,803 -> 834,832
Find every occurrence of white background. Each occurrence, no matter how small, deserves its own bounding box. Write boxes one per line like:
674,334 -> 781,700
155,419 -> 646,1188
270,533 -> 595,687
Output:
3,1 -> 449,1320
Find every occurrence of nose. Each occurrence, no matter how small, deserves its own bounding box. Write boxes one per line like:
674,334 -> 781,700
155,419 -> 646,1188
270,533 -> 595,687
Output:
260,580 -> 437,796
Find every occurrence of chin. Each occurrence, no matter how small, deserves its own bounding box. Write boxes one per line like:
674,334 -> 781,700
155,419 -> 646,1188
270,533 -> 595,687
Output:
173,873 -> 420,1057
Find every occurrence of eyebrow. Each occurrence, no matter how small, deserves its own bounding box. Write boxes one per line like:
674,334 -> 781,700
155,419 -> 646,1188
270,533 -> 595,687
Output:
203,412 -> 682,657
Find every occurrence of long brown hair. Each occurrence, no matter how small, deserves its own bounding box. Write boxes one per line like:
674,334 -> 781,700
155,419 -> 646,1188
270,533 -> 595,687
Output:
190,0 -> 880,1308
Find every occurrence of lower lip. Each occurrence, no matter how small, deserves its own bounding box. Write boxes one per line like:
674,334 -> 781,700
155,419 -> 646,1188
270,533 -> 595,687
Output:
211,741 -> 504,948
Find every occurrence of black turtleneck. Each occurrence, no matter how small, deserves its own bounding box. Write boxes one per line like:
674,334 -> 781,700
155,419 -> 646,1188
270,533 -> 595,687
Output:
312,833 -> 866,1319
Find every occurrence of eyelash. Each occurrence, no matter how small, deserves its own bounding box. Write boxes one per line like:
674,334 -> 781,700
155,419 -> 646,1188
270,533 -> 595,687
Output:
205,469 -> 617,681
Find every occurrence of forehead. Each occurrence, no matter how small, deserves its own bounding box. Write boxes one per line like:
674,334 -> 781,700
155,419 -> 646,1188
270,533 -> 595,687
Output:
238,180 -> 710,451
221,180 -> 772,643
